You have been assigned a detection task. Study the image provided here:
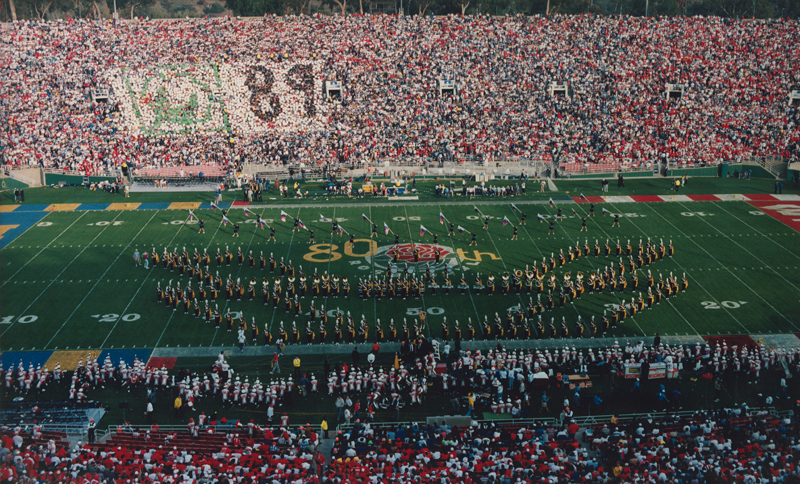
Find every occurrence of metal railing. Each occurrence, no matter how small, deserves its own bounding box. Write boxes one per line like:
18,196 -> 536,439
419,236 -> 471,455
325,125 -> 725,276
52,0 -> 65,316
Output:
335,405 -> 781,433
105,423 -> 323,436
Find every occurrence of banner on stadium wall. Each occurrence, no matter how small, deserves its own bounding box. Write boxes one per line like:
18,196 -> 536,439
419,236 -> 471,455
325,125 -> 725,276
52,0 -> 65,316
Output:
109,62 -> 329,136
624,362 -> 667,379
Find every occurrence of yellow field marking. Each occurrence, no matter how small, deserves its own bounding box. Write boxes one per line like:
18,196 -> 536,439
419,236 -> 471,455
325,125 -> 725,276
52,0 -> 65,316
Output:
46,204 -> 81,212
106,203 -> 141,211
168,202 -> 201,210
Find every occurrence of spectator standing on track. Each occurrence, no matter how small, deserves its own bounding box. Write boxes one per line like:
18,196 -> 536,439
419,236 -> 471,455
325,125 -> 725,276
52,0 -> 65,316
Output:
671,389 -> 682,409
174,395 -> 182,419
87,418 -> 96,443
238,329 -> 246,352
321,419 -> 328,439
777,377 -> 789,399
271,352 -> 280,374
293,356 -> 301,379
335,396 -> 345,421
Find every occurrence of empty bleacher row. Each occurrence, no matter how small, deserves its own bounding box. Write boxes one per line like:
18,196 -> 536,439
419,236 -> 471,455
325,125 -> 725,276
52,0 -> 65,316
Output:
0,400 -> 99,429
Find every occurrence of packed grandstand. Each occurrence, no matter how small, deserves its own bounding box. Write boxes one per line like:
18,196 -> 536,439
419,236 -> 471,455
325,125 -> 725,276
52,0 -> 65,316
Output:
3,341 -> 800,482
1,14 -> 799,177
3,13 -> 800,484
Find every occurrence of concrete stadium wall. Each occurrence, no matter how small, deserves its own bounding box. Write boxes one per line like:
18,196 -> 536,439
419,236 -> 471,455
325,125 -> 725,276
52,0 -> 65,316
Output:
45,173 -> 118,185
667,167 -> 718,177
569,171 -> 655,179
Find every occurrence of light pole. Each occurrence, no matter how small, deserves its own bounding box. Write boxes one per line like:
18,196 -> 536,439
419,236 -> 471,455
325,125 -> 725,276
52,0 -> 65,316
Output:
645,0 -> 649,17
113,0 -> 118,19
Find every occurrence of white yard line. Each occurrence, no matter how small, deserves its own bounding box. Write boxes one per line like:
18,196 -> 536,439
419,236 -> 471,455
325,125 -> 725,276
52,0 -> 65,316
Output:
49,210 -> 160,349
211,208 -> 267,347
267,208 -> 302,336
0,212 -> 87,288
664,201 -> 799,329
563,204 -> 650,337
438,205 -> 482,326
107,211 -> 210,350
478,208 -> 541,335
403,206 -> 430,338
0,211 -> 124,339
710,201 -> 800,264
319,207 -> 340,340
675,200 -> 800,313
369,206 -> 379,333
617,203 -> 762,333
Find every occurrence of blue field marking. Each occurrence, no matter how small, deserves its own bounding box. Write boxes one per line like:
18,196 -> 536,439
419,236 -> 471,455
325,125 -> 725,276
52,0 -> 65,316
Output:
198,201 -> 232,210
97,349 -> 152,366
0,350 -> 54,370
12,204 -> 52,212
77,203 -> 111,211
0,211 -> 49,249
137,203 -> 172,210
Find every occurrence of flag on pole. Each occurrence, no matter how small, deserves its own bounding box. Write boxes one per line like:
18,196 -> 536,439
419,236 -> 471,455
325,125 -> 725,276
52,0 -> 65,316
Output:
511,203 -> 519,212
298,220 -> 306,229
537,214 -> 544,222
258,218 -> 266,228
210,202 -> 219,211
473,206 -> 480,213
384,222 -> 390,235
572,209 -> 578,216
457,225 -> 466,234
280,211 -> 288,222
439,212 -> 445,224
502,216 -> 510,226
362,213 -> 369,222
580,193 -> 587,201
188,210 -> 195,220
243,208 -> 252,216
320,214 -> 332,222
602,208 -> 609,216
222,214 -> 230,226
549,198 -> 554,207
420,225 -> 428,237
338,226 -> 345,235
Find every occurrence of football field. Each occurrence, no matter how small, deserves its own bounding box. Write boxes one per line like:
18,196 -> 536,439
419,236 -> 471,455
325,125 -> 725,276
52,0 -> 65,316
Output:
2,195 -> 800,353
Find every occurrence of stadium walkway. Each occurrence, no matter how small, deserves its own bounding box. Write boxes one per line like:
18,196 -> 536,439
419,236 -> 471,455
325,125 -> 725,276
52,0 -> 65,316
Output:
151,333 -> 800,358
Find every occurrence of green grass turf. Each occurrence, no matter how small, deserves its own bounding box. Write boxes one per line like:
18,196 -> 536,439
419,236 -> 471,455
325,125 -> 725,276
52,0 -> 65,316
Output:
1,176 -> 798,207
1,196 -> 799,352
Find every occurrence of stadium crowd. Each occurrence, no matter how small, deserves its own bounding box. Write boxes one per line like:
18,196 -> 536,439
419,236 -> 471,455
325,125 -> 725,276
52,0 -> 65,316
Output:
3,403 -> 799,482
3,337 -> 800,482
2,15 -> 799,176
